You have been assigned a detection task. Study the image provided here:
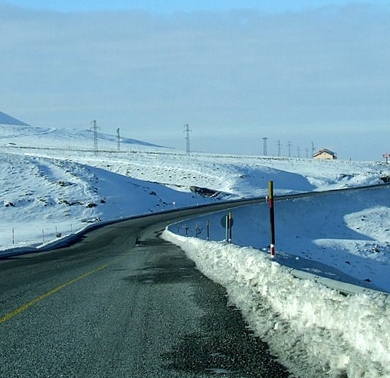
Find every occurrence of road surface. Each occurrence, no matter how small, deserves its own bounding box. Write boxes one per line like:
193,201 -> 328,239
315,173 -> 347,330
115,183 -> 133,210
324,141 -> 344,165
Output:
0,209 -> 291,377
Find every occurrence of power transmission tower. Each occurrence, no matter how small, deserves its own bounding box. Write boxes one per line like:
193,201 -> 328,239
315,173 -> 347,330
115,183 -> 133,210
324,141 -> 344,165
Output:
90,120 -> 100,155
311,142 -> 315,158
184,124 -> 192,155
277,140 -> 282,157
262,137 -> 268,156
117,128 -> 120,151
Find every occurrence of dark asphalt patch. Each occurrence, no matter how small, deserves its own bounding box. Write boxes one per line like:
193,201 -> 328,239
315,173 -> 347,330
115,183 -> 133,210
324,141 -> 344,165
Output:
162,277 -> 292,378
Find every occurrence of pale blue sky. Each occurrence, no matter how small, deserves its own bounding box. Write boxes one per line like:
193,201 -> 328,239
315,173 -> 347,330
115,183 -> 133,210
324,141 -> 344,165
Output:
1,1 -> 390,160
4,0 -> 390,13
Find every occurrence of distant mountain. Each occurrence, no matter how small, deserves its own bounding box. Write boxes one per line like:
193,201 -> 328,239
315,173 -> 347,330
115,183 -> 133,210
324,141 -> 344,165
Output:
0,111 -> 29,126
0,124 -> 168,151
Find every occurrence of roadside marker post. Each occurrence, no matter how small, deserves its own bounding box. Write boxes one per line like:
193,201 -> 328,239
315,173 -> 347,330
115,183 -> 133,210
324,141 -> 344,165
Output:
225,215 -> 228,242
221,213 -> 234,243
206,220 -> 210,241
228,212 -> 233,244
269,181 -> 276,257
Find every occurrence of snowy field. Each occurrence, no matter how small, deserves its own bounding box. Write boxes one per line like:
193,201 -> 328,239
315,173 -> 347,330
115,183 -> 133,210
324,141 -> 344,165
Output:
1,124 -> 390,377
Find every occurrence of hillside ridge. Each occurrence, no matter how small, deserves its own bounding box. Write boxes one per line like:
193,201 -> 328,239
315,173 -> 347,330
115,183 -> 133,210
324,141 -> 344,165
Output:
0,111 -> 29,126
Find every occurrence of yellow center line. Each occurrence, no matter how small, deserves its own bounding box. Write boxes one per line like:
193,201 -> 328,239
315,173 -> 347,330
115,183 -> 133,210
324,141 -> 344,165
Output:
0,261 -> 112,325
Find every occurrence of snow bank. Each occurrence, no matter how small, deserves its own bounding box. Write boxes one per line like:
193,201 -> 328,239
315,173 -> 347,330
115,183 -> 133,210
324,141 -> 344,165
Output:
162,231 -> 390,378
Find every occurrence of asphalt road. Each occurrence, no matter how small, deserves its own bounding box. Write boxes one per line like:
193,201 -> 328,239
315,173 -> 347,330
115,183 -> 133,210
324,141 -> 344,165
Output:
0,206 -> 291,378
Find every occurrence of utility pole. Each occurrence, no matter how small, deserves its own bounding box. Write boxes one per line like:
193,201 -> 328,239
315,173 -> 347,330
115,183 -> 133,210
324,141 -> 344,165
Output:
297,146 -> 300,158
277,140 -> 282,157
90,120 -> 100,155
311,142 -> 315,158
117,128 -> 120,152
288,141 -> 291,157
184,124 -> 192,155
262,137 -> 268,156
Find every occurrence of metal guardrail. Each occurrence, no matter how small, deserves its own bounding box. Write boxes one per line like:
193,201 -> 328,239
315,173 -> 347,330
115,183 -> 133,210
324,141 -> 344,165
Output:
2,184 -> 390,296
290,269 -> 388,296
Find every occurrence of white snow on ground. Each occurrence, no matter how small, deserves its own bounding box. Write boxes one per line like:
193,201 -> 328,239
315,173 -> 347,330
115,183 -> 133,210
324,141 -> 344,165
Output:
1,124 -> 390,377
163,232 -> 390,377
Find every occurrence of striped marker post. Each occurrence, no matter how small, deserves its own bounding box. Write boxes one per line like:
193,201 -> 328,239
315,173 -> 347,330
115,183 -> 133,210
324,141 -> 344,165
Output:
269,181 -> 276,257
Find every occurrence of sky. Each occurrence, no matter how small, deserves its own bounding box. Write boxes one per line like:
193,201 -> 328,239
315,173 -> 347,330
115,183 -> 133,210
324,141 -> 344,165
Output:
5,0 -> 390,13
1,1 -> 390,160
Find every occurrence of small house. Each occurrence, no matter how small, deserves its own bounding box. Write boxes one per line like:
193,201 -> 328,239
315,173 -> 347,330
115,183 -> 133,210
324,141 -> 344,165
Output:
313,148 -> 337,160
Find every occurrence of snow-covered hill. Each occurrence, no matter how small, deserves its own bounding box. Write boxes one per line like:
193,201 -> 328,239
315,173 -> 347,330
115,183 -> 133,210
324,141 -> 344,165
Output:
0,124 -> 164,150
0,111 -> 29,126
1,123 -> 390,259
1,124 -> 390,377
